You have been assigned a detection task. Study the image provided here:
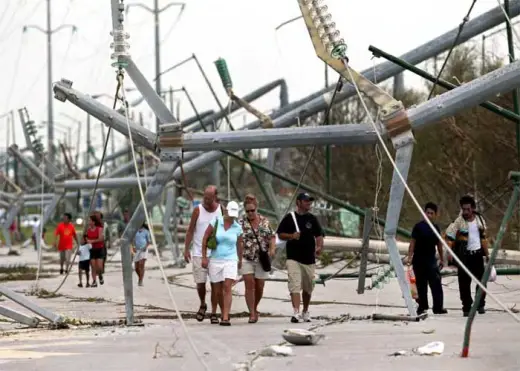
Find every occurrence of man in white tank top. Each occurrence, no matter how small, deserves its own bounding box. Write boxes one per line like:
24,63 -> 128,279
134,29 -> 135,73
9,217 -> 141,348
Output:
184,185 -> 223,322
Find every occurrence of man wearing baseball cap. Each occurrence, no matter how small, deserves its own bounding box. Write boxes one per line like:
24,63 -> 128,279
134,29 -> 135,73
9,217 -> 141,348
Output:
276,192 -> 324,323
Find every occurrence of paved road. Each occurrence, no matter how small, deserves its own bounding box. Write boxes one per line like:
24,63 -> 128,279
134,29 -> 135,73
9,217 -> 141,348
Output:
0,247 -> 519,370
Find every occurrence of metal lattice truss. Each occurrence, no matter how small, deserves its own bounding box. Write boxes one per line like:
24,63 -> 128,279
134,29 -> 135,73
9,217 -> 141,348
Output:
0,0 -> 517,323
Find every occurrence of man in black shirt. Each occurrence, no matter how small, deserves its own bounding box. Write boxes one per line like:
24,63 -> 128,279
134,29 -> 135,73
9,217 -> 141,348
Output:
406,202 -> 447,315
277,193 -> 324,323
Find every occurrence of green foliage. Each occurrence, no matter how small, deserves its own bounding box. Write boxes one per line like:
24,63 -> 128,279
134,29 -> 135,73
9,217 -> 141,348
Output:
318,251 -> 333,267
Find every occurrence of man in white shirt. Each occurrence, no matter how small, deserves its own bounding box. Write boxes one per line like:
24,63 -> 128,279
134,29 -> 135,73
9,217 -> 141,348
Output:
78,238 -> 92,288
184,185 -> 223,322
445,195 -> 490,316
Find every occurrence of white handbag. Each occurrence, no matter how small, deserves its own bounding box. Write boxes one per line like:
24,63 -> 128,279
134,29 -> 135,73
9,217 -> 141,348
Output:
275,212 -> 299,250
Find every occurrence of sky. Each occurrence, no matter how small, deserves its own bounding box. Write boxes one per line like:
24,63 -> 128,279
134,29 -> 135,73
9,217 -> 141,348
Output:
0,0 -> 516,163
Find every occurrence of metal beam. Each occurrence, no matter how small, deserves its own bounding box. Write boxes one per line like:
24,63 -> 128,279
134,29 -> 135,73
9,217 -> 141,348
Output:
24,200 -> 52,207
7,145 -> 53,186
119,141 -> 181,325
57,0 -> 511,147
185,79 -> 289,133
0,286 -> 63,324
120,56 -> 178,126
78,147 -> 130,172
383,135 -> 417,316
23,193 -> 55,201
357,209 -> 372,295
55,54 -> 520,154
36,189 -> 65,263
0,305 -> 40,327
294,1 -> 520,121
369,45 -> 520,123
163,185 -> 175,258
180,0 -> 520,145
104,158 -> 143,178
0,191 -> 18,200
54,81 -> 157,151
53,56 -> 520,246
63,177 -> 151,190
54,81 -> 375,150
407,59 -> 520,131
181,125 -> 373,150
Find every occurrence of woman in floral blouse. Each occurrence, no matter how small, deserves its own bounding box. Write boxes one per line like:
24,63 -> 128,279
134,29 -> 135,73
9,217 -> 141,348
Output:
239,194 -> 276,323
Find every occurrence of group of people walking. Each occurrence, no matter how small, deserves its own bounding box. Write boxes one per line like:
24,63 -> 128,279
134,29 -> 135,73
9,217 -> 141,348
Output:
41,203 -> 149,289
53,211 -> 111,287
48,184 -> 490,321
407,195 -> 491,317
184,185 -> 324,326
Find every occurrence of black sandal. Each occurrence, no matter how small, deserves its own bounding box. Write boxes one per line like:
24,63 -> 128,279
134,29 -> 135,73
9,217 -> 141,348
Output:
248,313 -> 257,323
210,314 -> 219,324
219,319 -> 231,326
196,304 -> 207,322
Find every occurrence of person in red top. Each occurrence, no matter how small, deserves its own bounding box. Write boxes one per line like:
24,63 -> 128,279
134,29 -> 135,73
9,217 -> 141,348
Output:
9,220 -> 17,244
86,214 -> 105,287
54,213 -> 78,274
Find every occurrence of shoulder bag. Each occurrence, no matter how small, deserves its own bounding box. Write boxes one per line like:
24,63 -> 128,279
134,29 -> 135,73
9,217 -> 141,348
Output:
247,218 -> 271,272
275,212 -> 299,250
206,217 -> 219,250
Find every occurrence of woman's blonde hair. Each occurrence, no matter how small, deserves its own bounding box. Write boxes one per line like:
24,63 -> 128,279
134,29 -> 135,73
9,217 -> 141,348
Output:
243,193 -> 258,208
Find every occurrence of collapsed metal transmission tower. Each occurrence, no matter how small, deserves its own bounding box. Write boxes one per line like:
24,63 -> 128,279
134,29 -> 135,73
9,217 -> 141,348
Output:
0,0 -> 510,324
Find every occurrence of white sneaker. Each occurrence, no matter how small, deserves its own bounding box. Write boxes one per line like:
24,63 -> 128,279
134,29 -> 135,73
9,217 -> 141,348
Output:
291,313 -> 302,323
302,311 -> 311,322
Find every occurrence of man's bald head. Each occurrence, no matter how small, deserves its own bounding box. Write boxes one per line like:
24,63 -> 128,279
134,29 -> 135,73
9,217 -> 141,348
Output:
205,185 -> 217,196
203,185 -> 218,207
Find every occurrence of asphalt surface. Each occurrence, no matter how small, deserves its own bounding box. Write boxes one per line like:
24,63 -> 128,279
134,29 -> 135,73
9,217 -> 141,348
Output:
0,246 -> 519,370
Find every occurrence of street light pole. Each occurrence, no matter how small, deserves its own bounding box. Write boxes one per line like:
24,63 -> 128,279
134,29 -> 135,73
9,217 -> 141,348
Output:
126,1 -> 185,132
23,0 -> 77,164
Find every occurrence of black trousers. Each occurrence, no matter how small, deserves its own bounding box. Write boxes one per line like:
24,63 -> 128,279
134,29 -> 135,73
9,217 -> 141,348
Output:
457,251 -> 485,312
413,261 -> 444,311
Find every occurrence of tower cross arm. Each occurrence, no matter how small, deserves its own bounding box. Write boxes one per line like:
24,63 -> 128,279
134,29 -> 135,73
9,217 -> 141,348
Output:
23,24 -> 76,34
159,2 -> 185,13
125,3 -> 154,13
51,24 -> 77,34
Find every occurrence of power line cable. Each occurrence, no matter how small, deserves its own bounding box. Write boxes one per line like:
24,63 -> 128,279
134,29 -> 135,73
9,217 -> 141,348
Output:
427,0 -> 478,100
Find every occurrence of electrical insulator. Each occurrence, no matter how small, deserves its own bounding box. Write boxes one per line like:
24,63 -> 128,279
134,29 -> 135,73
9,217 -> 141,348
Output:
110,30 -> 131,61
110,1 -> 130,66
26,120 -> 37,136
303,0 -> 348,59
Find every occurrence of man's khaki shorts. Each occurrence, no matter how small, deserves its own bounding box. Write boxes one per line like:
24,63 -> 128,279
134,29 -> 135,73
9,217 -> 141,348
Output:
192,256 -> 208,284
286,259 -> 315,294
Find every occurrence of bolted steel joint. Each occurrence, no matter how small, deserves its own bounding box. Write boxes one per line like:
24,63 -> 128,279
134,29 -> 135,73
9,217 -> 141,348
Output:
381,104 -> 412,140
158,123 -> 183,162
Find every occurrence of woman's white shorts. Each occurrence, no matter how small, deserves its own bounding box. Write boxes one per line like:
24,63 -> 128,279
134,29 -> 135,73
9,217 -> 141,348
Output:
209,259 -> 238,283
